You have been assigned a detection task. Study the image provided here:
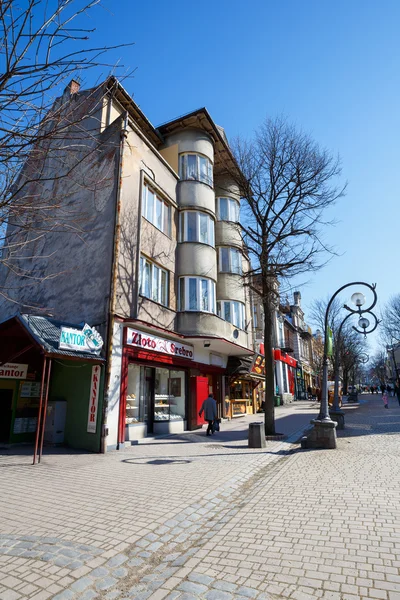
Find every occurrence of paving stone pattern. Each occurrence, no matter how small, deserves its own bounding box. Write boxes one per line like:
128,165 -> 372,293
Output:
1,397 -> 400,599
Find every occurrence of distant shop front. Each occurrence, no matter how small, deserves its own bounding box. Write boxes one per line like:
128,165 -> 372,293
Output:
274,349 -> 297,402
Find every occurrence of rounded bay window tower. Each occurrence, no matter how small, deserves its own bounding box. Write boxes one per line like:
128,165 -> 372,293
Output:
214,179 -> 246,332
163,129 -> 218,336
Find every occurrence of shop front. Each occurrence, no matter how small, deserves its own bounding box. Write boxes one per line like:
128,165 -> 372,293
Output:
225,355 -> 263,417
0,314 -> 105,460
296,365 -> 307,400
118,326 -> 226,444
274,349 -> 297,402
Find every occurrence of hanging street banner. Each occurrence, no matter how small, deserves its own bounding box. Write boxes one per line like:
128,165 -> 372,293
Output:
59,324 -> 104,355
327,327 -> 333,357
87,365 -> 101,433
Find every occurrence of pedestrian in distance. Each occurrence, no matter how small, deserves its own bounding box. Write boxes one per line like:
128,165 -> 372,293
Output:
382,390 -> 389,409
199,393 -> 217,436
395,381 -> 400,407
381,384 -> 386,394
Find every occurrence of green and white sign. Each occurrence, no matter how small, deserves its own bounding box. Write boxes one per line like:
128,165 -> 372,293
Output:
59,324 -> 103,355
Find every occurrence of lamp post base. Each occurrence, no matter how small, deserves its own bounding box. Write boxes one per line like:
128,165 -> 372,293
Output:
301,419 -> 337,449
329,410 -> 345,429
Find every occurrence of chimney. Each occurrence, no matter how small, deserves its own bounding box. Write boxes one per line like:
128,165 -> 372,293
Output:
293,291 -> 301,306
67,79 -> 80,96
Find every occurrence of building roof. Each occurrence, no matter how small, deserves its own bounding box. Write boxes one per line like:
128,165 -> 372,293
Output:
157,107 -> 241,178
16,315 -> 105,362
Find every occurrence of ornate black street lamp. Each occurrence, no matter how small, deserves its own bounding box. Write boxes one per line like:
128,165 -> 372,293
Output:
303,282 -> 377,450
330,310 -> 379,424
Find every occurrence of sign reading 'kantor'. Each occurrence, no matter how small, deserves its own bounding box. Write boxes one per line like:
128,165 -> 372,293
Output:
59,324 -> 103,355
0,363 -> 28,379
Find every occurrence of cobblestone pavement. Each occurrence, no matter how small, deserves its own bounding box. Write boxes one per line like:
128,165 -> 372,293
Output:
1,395 -> 400,600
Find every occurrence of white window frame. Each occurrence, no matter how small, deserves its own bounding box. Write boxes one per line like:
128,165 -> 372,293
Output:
179,211 -> 215,246
142,183 -> 172,237
179,153 -> 213,187
139,256 -> 169,306
218,247 -> 242,274
216,197 -> 240,222
217,300 -> 246,330
178,277 -> 216,313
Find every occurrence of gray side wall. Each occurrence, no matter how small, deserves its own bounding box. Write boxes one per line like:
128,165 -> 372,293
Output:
0,89 -> 119,326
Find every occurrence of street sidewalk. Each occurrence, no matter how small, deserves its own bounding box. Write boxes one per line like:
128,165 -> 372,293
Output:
2,395 -> 400,600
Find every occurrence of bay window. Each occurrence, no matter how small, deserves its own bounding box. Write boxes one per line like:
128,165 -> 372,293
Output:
178,277 -> 216,313
179,153 -> 213,187
217,300 -> 246,330
216,197 -> 240,222
142,183 -> 171,236
139,256 -> 169,306
218,247 -> 242,274
179,211 -> 215,246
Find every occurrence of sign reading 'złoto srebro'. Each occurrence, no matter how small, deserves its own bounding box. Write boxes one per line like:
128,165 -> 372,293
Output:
126,328 -> 194,360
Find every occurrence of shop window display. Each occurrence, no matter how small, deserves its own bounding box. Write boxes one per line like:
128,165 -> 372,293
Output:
126,364 -> 144,424
154,368 -> 185,421
126,364 -> 186,426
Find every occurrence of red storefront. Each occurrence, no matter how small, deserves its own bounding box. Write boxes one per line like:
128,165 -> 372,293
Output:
118,325 -> 225,445
274,349 -> 297,397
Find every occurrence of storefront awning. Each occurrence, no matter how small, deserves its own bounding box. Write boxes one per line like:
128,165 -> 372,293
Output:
226,356 -> 264,380
0,314 -> 105,363
274,349 -> 297,368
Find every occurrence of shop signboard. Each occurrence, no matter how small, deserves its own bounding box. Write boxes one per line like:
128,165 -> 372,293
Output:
0,363 -> 28,379
126,327 -> 194,360
59,323 -> 103,355
251,354 -> 265,376
87,365 -> 100,433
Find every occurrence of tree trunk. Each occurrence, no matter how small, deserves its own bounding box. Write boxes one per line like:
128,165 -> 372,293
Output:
343,369 -> 349,395
263,294 -> 276,435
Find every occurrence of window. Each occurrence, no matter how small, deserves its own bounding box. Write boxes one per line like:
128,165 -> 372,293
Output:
253,305 -> 258,328
142,183 -> 171,236
216,197 -> 240,222
218,247 -> 242,274
179,211 -> 215,246
217,300 -> 246,330
178,277 -> 216,313
139,256 -> 169,306
179,153 -> 213,187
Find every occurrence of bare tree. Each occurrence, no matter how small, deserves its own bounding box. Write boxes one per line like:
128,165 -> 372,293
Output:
228,117 -> 345,434
369,351 -> 387,386
381,294 -> 400,343
0,0 -> 131,307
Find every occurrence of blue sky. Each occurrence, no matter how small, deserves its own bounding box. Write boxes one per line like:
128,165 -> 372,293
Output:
85,0 -> 398,349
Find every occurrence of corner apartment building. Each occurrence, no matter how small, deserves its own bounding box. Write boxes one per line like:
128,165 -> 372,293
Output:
0,77 -> 254,451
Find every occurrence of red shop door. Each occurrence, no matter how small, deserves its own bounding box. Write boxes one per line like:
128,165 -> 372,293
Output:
288,366 -> 295,395
190,376 -> 209,428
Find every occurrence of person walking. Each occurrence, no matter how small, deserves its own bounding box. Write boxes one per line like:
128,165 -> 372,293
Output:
395,381 -> 400,407
199,393 -> 217,436
382,389 -> 389,409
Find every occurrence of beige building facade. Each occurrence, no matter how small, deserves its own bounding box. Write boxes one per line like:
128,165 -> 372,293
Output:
0,77 -> 254,450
